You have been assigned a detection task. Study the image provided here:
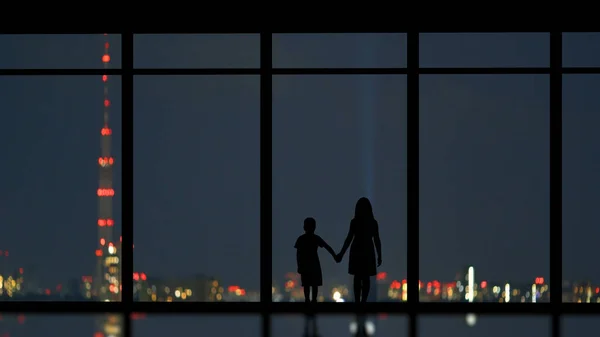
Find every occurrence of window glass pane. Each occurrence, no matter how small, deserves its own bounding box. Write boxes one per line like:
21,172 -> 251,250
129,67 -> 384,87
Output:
273,75 -> 406,302
419,75 -> 550,302
419,316 -> 549,336
563,74 -> 600,302
420,33 -> 549,68
273,33 -> 407,68
0,314 -> 123,337
273,314 -> 407,337
133,315 -> 260,337
563,33 -> 600,67
0,76 -> 122,301
134,34 -> 260,68
0,34 -> 121,69
134,75 -> 260,302
563,317 -> 600,336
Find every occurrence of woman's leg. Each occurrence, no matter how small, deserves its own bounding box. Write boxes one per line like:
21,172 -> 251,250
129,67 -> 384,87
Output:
353,275 -> 362,302
303,286 -> 310,302
360,276 -> 370,302
311,286 -> 318,302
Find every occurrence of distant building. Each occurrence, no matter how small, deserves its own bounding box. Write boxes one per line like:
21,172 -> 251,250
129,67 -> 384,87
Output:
134,274 -> 218,302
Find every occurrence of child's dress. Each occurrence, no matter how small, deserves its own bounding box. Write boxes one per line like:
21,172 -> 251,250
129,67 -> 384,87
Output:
294,233 -> 326,286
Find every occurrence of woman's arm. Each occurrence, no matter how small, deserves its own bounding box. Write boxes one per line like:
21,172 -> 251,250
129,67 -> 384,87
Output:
373,220 -> 382,264
338,221 -> 355,258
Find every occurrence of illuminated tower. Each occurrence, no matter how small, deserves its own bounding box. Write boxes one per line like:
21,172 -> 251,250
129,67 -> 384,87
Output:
95,33 -> 122,337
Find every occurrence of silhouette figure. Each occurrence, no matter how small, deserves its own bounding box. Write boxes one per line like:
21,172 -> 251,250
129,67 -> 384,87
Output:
337,197 -> 382,303
295,217 -> 337,303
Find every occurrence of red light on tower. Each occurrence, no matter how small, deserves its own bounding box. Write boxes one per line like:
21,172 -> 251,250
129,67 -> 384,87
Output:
105,42 -> 109,49
98,219 -> 106,226
102,54 -> 110,63
102,75 -> 108,82
97,188 -> 115,197
98,157 -> 115,166
95,249 -> 102,257
107,219 -> 114,226
104,99 -> 110,107
101,127 -> 112,136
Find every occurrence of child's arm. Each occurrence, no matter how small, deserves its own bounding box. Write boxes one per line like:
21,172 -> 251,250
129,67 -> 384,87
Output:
318,237 -> 337,260
296,249 -> 301,273
295,237 -> 303,273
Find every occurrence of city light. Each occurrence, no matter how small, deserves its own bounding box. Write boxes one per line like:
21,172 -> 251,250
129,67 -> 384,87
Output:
98,157 -> 114,166
97,219 -> 114,227
97,188 -> 115,197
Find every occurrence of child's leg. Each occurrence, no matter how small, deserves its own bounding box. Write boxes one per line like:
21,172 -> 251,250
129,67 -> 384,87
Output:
303,286 -> 310,302
311,286 -> 318,302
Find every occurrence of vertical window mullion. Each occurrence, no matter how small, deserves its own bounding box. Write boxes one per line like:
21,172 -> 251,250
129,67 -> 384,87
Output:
407,31 -> 420,337
260,31 -> 273,337
549,31 -> 563,337
122,31 -> 134,337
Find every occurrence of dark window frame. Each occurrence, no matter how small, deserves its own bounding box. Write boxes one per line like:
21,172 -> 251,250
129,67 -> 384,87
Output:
1,31 -> 599,337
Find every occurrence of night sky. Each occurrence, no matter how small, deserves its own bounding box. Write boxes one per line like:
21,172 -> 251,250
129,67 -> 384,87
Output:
1,33 -> 600,336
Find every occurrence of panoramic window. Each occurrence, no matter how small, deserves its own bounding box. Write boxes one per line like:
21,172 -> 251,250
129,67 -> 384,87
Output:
0,32 -> 593,337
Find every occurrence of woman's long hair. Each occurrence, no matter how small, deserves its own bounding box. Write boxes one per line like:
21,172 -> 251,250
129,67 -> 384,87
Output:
354,197 -> 375,220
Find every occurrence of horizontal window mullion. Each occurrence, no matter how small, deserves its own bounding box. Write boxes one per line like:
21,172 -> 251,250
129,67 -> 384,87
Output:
2,302 -> 600,315
3,67 -> 600,76
0,69 -> 124,76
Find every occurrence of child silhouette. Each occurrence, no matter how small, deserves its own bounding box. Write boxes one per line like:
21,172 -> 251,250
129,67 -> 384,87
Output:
294,217 -> 337,303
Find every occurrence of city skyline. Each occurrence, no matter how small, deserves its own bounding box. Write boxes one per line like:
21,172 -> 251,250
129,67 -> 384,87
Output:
2,32 -> 600,337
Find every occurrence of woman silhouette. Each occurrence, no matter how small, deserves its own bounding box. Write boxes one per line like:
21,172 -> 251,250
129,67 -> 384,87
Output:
337,197 -> 382,303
